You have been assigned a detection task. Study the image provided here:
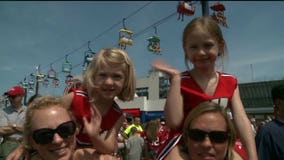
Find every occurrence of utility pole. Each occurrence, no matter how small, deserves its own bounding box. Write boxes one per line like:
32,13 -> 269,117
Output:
35,77 -> 39,95
24,88 -> 27,105
201,1 -> 209,16
250,64 -> 254,82
35,65 -> 40,96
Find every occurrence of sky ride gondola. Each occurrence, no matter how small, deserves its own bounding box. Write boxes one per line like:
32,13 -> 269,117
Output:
210,2 -> 228,28
118,18 -> 133,49
147,26 -> 161,54
62,55 -> 72,73
52,77 -> 59,87
147,35 -> 161,54
177,1 -> 195,21
47,63 -> 57,79
83,41 -> 96,71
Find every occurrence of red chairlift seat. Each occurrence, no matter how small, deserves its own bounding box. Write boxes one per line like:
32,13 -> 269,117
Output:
210,2 -> 226,12
177,1 -> 195,15
36,73 -> 46,83
53,78 -> 59,87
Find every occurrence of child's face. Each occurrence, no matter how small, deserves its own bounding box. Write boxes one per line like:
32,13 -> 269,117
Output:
93,63 -> 125,100
184,28 -> 221,70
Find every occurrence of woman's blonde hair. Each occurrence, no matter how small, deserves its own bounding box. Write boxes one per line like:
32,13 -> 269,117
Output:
183,101 -> 236,160
182,16 -> 228,71
84,47 -> 136,101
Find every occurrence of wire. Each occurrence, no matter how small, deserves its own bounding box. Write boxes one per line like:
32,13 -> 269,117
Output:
69,11 -> 178,71
133,11 -> 177,38
23,1 -> 153,79
21,1 -> 201,91
50,4 -> 178,76
125,1 -> 152,20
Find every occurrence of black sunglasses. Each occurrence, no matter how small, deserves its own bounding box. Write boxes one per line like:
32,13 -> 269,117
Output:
187,129 -> 229,143
32,121 -> 76,145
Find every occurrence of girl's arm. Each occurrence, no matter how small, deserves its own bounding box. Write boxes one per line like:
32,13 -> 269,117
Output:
83,105 -> 123,154
152,59 -> 184,129
230,86 -> 258,160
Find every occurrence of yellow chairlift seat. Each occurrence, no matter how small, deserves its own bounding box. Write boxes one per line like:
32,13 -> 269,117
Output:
119,37 -> 133,46
119,28 -> 133,47
120,28 -> 133,35
37,73 -> 46,82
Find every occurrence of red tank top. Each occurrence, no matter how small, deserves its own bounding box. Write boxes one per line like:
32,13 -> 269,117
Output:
71,88 -> 123,145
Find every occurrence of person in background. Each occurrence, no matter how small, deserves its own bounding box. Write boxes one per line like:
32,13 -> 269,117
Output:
117,118 -> 129,160
142,117 -> 169,160
5,94 -> 43,160
126,127 -> 144,160
62,47 -> 136,154
152,16 -> 257,160
255,84 -> 284,160
0,86 -> 26,160
124,116 -> 143,138
23,95 -> 116,160
63,75 -> 83,96
249,117 -> 257,136
182,101 -> 242,160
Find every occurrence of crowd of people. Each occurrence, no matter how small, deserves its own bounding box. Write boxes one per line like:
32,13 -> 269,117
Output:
1,16 -> 283,160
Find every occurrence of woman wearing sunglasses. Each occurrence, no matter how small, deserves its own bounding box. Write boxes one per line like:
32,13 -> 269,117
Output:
22,96 -> 116,160
182,101 -> 242,160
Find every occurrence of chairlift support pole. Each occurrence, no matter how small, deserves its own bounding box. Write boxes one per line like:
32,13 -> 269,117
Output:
35,65 -> 40,96
201,1 -> 209,16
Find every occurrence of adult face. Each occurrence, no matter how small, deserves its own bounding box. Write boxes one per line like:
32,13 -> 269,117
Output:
186,112 -> 229,160
8,95 -> 23,106
134,117 -> 141,125
30,105 -> 76,160
93,63 -> 125,101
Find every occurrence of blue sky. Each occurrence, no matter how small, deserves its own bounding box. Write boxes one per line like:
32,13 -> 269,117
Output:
1,1 -> 284,97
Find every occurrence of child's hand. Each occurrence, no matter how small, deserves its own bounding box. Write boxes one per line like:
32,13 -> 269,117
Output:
152,59 -> 181,78
83,104 -> 102,138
